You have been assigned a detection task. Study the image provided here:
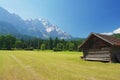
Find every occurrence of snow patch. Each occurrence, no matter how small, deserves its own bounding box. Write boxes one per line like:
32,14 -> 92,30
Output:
46,27 -> 55,32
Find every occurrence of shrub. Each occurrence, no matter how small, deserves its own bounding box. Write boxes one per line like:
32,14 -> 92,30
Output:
53,48 -> 62,52
24,47 -> 33,51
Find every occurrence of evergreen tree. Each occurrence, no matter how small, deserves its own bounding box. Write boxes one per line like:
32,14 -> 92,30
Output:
0,36 -> 5,49
53,37 -> 58,48
48,37 -> 53,50
15,40 -> 23,49
41,44 -> 46,50
5,35 -> 16,50
57,43 -> 64,51
61,39 -> 66,50
69,42 -> 75,51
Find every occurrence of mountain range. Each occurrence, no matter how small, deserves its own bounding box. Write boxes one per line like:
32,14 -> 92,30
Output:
0,7 -> 72,39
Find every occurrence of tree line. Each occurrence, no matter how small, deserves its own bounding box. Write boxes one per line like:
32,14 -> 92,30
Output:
0,34 -> 84,51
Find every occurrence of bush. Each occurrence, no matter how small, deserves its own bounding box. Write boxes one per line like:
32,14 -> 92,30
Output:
69,49 -> 74,51
53,48 -> 62,52
24,47 -> 33,51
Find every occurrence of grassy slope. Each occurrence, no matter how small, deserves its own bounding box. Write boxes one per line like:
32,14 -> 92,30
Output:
0,51 -> 120,80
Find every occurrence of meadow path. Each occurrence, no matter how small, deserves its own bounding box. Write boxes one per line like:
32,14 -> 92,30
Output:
10,55 -> 42,80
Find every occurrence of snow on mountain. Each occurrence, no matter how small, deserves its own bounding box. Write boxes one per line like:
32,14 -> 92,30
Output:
40,19 -> 72,39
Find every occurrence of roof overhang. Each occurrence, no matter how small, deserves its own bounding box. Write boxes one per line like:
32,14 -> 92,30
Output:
79,33 -> 114,49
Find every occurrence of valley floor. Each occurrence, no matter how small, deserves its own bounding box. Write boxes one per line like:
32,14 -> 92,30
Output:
0,51 -> 120,80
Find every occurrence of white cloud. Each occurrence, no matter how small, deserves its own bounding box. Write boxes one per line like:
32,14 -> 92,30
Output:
113,28 -> 120,34
101,32 -> 113,35
101,27 -> 120,35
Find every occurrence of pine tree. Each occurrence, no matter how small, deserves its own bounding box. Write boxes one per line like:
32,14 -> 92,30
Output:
48,37 -> 53,50
53,37 -> 58,48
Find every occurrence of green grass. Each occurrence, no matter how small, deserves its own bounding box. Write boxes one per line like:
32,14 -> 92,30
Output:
0,50 -> 120,80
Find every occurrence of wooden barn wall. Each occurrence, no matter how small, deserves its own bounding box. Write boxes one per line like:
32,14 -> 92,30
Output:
111,47 -> 120,63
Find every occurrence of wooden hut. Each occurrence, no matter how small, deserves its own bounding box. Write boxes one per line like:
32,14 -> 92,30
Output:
79,33 -> 120,63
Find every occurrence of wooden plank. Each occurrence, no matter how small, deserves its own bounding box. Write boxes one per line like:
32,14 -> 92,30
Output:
85,57 -> 110,61
84,52 -> 111,61
88,51 -> 110,54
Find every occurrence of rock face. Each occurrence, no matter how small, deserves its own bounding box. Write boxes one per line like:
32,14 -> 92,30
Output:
0,7 -> 72,39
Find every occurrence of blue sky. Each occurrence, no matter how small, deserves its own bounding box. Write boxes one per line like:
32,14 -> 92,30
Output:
0,0 -> 120,37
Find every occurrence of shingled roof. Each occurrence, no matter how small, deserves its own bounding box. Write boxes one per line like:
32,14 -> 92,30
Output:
80,33 -> 120,48
95,33 -> 120,46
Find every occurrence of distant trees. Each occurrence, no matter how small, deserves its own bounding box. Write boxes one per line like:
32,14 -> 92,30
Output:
53,37 -> 58,48
1,33 -> 119,51
57,43 -> 64,50
15,40 -> 23,49
48,37 -> 53,50
0,34 -> 84,51
0,35 -> 16,50
113,33 -> 120,39
41,44 -> 46,50
0,35 -> 5,49
69,43 -> 75,51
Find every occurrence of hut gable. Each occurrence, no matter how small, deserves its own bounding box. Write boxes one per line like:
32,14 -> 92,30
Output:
80,33 -> 120,63
80,33 -> 120,48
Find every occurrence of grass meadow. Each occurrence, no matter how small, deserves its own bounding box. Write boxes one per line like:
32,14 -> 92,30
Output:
0,50 -> 120,80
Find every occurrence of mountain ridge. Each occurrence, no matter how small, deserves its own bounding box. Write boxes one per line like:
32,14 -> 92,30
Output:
0,7 -> 72,39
